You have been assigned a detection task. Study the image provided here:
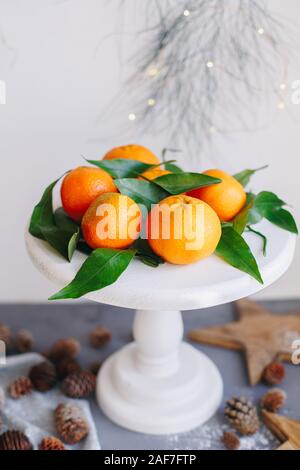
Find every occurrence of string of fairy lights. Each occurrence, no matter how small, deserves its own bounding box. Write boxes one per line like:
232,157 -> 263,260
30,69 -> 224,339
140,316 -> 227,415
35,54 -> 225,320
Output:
125,3 -> 290,138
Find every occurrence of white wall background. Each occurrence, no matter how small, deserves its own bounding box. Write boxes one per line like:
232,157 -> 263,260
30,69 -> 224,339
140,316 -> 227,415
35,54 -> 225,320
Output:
0,0 -> 299,302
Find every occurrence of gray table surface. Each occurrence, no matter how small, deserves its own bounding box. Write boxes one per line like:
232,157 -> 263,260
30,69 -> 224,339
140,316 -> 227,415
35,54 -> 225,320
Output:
0,300 -> 299,450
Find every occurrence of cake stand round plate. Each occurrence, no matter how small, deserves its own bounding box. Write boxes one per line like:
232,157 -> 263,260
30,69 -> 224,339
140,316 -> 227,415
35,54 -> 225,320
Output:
25,220 -> 296,434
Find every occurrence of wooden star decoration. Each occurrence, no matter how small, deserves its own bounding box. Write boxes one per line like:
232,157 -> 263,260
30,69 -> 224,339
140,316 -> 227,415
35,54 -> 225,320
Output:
262,410 -> 300,450
188,299 -> 300,385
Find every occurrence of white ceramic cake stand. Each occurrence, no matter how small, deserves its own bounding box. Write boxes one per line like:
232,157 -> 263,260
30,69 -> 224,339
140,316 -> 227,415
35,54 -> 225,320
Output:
25,219 -> 296,435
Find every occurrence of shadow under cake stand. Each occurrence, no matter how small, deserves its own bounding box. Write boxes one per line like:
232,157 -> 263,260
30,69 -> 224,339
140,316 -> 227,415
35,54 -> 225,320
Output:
25,219 -> 296,435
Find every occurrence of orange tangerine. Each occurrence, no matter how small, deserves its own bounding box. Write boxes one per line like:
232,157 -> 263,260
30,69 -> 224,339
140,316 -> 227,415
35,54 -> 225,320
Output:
103,144 -> 159,165
187,169 -> 246,221
61,166 -> 117,221
147,195 -> 221,265
82,192 -> 142,250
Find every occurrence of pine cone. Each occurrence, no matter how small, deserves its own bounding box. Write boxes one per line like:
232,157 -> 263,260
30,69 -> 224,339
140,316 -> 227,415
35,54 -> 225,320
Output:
62,371 -> 96,398
15,330 -> 34,353
56,356 -> 81,380
38,436 -> 66,451
225,396 -> 260,436
89,326 -> 111,349
55,403 -> 89,445
29,361 -> 57,392
0,386 -> 5,409
0,430 -> 33,450
8,376 -> 32,399
46,338 -> 80,362
222,431 -> 240,450
263,362 -> 285,385
0,323 -> 11,346
261,388 -> 286,412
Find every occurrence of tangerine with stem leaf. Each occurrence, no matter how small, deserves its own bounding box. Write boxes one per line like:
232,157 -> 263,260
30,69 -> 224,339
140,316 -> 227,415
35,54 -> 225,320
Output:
103,144 -> 160,165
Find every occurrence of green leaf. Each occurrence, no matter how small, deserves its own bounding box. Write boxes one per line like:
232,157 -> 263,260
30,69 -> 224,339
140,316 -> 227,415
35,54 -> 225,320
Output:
233,165 -> 268,187
246,192 -> 256,205
215,227 -> 263,284
253,191 -> 286,216
29,179 -> 59,239
246,192 -> 263,225
68,231 -> 81,260
246,226 -> 268,256
86,156 -> 179,179
49,248 -> 136,300
137,257 -> 160,268
77,240 -> 93,256
164,162 -> 184,173
232,192 -> 260,234
133,238 -> 164,268
232,205 -> 249,235
248,191 -> 297,233
29,180 -> 80,262
115,178 -> 169,210
232,194 -> 256,235
46,207 -> 80,261
221,222 -> 233,228
264,208 -> 298,234
41,225 -> 80,262
153,173 -> 221,195
86,158 -> 155,179
54,208 -> 80,234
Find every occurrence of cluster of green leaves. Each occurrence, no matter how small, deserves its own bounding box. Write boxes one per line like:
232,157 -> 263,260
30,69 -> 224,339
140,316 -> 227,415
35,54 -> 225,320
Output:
216,167 -> 298,284
29,177 -> 80,262
29,160 -> 297,300
86,155 -> 219,209
29,158 -> 221,299
115,172 -> 221,210
85,155 -> 182,179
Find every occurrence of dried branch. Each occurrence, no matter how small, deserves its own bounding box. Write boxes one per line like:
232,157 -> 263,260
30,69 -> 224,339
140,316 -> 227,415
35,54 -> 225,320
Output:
111,0 -> 294,155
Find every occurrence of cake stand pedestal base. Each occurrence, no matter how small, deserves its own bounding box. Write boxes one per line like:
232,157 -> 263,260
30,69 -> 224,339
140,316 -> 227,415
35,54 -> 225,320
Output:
97,309 -> 223,435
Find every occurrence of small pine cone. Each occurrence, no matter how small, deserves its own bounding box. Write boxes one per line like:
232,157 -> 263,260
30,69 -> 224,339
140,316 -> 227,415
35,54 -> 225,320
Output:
89,361 -> 102,376
55,403 -> 89,445
0,323 -> 11,346
0,386 -> 5,409
0,430 -> 33,450
223,431 -> 240,450
38,436 -> 66,451
15,329 -> 34,353
29,361 -> 57,392
261,388 -> 286,412
56,356 -> 81,380
225,396 -> 260,436
89,326 -> 111,349
263,362 -> 285,385
47,338 -> 80,362
62,371 -> 96,398
8,376 -> 32,399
